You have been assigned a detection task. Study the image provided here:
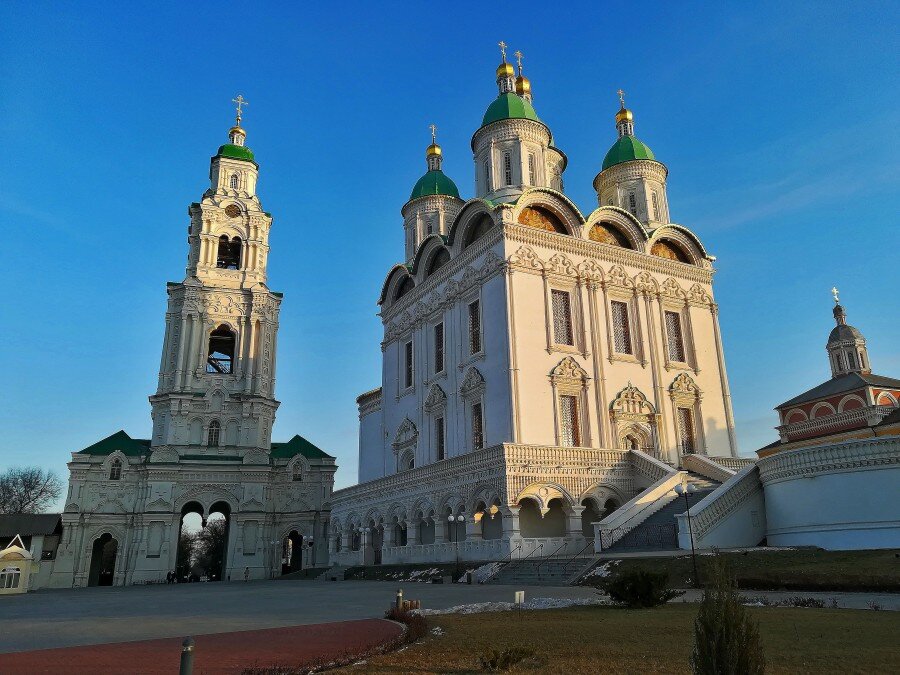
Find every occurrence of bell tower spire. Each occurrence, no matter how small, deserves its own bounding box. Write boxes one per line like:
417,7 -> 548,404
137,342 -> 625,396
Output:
827,289 -> 871,377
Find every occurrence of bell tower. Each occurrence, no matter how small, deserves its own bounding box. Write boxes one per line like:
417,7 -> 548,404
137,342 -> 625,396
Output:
149,96 -> 281,454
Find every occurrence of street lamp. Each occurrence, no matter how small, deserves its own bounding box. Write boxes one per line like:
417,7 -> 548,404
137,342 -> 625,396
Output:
448,514 -> 464,582
674,480 -> 699,587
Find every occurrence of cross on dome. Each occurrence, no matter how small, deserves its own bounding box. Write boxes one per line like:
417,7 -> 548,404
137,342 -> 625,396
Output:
232,94 -> 249,125
831,286 -> 840,304
514,50 -> 524,72
429,123 -> 437,144
617,89 -> 626,107
498,41 -> 508,62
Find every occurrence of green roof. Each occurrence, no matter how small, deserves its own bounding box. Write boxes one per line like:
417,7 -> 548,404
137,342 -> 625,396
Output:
601,135 -> 656,170
409,170 -> 460,200
77,430 -> 150,457
217,144 -> 256,162
482,92 -> 540,127
270,434 -> 333,460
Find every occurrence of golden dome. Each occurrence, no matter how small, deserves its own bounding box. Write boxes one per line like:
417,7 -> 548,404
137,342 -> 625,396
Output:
229,125 -> 246,137
496,61 -> 515,78
515,75 -> 531,96
615,107 -> 633,123
426,143 -> 442,158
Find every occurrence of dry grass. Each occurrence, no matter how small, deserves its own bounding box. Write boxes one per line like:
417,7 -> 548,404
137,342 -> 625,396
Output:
332,604 -> 900,674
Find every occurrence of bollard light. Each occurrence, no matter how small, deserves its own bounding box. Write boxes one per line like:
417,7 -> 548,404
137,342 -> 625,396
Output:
179,636 -> 195,675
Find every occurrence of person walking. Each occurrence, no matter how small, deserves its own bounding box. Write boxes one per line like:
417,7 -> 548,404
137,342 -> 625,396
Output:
243,566 -> 250,582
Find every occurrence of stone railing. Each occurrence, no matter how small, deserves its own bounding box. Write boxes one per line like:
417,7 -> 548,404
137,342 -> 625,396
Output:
757,436 -> 900,485
676,464 -> 762,542
594,470 -> 686,551
629,449 -> 678,483
503,444 -> 631,467
778,405 -> 895,441
383,538 -> 506,565
706,456 -> 757,472
681,454 -> 736,483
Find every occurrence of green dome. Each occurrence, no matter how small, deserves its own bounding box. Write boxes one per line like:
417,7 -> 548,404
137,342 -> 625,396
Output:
481,92 -> 540,127
217,143 -> 256,162
409,170 -> 460,200
601,135 -> 655,170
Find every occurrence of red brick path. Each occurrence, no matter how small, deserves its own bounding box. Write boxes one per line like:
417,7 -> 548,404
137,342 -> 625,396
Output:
0,619 -> 402,674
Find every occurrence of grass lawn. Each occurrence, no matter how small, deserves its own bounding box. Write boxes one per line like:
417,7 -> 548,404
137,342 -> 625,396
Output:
334,604 -> 899,674
586,549 -> 900,592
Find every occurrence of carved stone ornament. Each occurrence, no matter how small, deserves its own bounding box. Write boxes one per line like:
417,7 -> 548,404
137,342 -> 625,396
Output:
670,373 -> 701,402
608,265 -> 635,289
550,356 -> 589,383
610,383 -> 656,418
392,418 -> 418,454
507,245 -> 545,271
460,367 -> 486,398
547,253 -> 578,276
424,383 -> 447,412
661,277 -> 687,300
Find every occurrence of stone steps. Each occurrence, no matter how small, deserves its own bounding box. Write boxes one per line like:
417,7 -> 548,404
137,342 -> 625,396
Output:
486,557 -> 596,586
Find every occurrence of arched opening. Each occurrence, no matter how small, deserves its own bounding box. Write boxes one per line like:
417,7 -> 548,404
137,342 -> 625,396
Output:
216,235 -> 242,270
444,507 -> 466,543
207,420 -> 221,447
589,222 -> 632,248
391,517 -> 408,547
479,500 -> 503,540
418,514 -> 435,545
229,173 -> 239,189
394,276 -> 414,301
87,533 -> 118,587
426,248 -> 451,277
178,502 -> 230,582
463,214 -> 494,248
624,434 -> 641,451
207,325 -> 236,374
581,498 -> 602,538
282,530 -> 303,574
350,527 -> 361,552
517,206 -> 568,234
399,450 -> 414,472
108,458 -> 122,480
650,240 -> 690,263
292,463 -> 303,481
601,498 -> 620,519
518,497 -> 567,538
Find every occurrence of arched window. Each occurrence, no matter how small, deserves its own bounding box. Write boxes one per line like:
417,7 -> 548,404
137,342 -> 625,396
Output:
292,463 -> 303,481
216,236 -> 242,270
229,173 -> 239,189
463,215 -> 494,248
503,152 -> 512,186
527,153 -> 536,185
650,240 -> 689,263
399,450 -> 414,471
652,192 -> 661,220
589,222 -> 632,248
483,159 -> 490,191
206,325 -> 236,374
109,458 -> 122,481
517,206 -> 567,234
395,276 -> 414,301
207,420 -> 221,447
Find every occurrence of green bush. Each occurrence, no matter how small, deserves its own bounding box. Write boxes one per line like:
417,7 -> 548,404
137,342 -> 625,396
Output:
691,555 -> 765,674
477,647 -> 535,671
604,569 -> 682,608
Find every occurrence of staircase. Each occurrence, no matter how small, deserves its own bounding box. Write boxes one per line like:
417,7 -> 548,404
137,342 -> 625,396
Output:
485,555 -> 596,586
602,472 -> 718,553
312,565 -> 348,581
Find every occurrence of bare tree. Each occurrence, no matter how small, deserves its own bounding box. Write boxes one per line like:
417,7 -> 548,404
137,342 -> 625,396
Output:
0,467 -> 64,514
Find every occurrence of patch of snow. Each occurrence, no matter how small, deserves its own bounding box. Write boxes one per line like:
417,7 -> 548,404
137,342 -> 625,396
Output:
414,596 -> 613,616
457,562 -> 503,584
430,626 -> 445,636
584,561 -> 618,578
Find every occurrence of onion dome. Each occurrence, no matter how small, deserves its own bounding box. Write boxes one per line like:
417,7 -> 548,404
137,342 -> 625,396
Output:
497,61 -> 515,79
482,92 -> 540,127
826,289 -> 871,377
409,126 -> 459,201
601,91 -> 655,170
513,50 -> 532,102
828,302 -> 864,344
217,94 -> 256,162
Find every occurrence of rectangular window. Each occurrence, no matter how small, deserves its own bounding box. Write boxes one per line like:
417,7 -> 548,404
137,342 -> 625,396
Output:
678,407 -> 696,453
528,153 -> 536,184
652,192 -> 661,220
611,301 -> 633,355
559,395 -> 580,446
665,310 -> 686,362
404,341 -> 413,389
551,289 -> 574,346
504,152 -> 512,186
847,351 -> 856,369
434,322 -> 444,373
472,402 -> 484,450
468,300 -> 482,354
435,416 -> 445,460
483,159 -> 490,190
628,192 -> 637,215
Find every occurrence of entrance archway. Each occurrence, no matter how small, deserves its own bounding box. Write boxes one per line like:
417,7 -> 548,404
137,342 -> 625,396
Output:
88,533 -> 118,587
519,497 -> 567,538
179,501 -> 230,582
581,498 -> 602,538
283,531 -> 303,574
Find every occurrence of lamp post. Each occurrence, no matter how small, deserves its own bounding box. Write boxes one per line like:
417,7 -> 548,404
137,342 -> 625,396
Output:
674,480 -> 699,587
448,514 -> 464,581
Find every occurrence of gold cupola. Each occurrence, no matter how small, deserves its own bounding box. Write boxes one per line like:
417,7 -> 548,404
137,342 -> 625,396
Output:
425,124 -> 443,171
513,50 -> 532,102
495,41 -> 516,94
614,89 -> 635,138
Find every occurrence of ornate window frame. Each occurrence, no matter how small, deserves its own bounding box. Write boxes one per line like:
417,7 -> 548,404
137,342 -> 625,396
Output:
550,357 -> 591,447
460,367 -> 486,451
424,383 -> 448,463
431,319 -> 446,377
544,278 -> 585,356
658,279 -> 698,373
460,290 -> 485,367
392,418 -> 418,472
399,336 -> 415,398
670,373 -> 705,454
609,384 -> 659,455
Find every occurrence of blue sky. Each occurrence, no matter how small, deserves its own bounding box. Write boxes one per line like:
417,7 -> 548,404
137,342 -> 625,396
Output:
2,2 -> 898,497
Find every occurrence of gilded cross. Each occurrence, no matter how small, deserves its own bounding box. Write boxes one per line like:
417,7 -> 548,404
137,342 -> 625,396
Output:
514,50 -> 524,72
232,94 -> 249,123
617,89 -> 626,107
831,287 -> 840,304
428,124 -> 437,144
498,41 -> 508,62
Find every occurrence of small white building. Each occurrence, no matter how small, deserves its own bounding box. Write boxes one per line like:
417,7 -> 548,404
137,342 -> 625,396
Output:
330,52 -> 740,566
50,107 -> 336,587
0,535 -> 36,595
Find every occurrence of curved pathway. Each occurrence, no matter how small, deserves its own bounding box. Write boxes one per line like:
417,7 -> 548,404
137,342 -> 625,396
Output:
0,619 -> 401,675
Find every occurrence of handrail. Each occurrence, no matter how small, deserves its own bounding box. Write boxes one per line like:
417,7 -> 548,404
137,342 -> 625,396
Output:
481,543 -> 522,584
534,541 -> 568,576
562,540 -> 595,577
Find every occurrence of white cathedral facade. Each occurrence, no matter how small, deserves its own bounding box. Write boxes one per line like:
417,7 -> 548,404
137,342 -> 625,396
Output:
48,108 -> 335,587
329,52 -> 740,566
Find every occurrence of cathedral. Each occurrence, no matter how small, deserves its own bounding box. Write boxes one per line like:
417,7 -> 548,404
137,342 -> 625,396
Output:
329,46 -> 742,566
48,101 -> 335,587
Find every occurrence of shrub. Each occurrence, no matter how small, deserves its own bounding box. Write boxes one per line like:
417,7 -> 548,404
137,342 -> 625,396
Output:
786,596 -> 824,608
384,606 -> 428,643
477,647 -> 535,671
604,569 -> 682,608
691,555 -> 765,675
